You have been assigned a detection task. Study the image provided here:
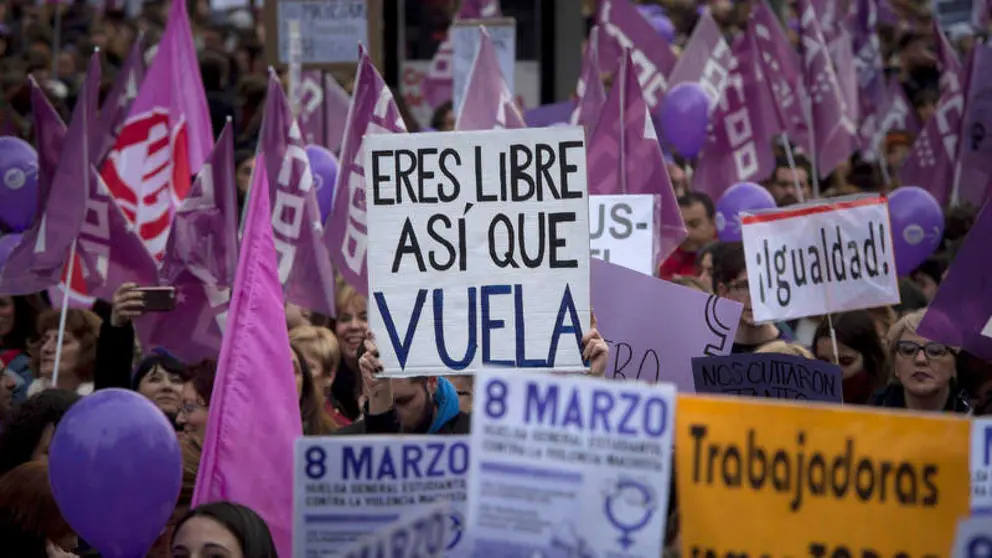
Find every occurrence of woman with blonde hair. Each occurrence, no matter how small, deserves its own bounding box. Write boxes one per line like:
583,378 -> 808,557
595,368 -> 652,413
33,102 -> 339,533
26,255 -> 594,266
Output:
332,283 -> 367,420
290,325 -> 351,428
868,310 -> 971,413
29,309 -> 102,396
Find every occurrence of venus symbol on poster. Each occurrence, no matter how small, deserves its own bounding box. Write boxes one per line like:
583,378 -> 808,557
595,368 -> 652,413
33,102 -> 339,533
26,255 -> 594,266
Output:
740,195 -> 901,322
364,127 -> 591,377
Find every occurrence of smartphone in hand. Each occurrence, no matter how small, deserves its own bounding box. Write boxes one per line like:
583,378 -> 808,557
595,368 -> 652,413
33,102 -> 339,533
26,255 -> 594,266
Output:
133,286 -> 177,312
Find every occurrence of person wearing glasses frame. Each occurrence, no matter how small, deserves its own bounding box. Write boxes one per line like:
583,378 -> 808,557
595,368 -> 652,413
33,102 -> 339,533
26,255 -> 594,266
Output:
868,310 -> 972,414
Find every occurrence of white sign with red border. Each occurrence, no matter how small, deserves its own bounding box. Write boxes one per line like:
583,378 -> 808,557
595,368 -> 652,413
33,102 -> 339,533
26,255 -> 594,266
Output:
740,195 -> 901,322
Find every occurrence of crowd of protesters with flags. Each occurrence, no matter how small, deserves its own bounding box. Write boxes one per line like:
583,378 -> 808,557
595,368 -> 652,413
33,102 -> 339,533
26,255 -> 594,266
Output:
0,0 -> 991,556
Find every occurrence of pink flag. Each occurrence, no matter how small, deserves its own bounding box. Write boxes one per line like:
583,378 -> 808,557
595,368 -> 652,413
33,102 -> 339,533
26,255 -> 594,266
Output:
324,73 -> 351,154
259,72 -> 337,317
751,0 -> 811,153
597,0 -> 677,111
0,57 -> 99,295
192,148 -> 301,558
692,31 -> 780,200
296,71 -> 352,155
667,9 -> 733,107
796,0 -> 857,178
138,124 -> 237,363
96,35 -> 146,166
422,0 -> 503,108
587,50 -> 686,263
101,0 -> 212,259
325,47 -> 407,295
570,25 -> 607,137
455,27 -> 526,131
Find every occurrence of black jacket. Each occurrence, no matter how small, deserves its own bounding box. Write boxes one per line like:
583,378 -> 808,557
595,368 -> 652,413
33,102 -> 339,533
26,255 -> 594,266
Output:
868,382 -> 972,414
93,320 -> 135,391
335,406 -> 471,435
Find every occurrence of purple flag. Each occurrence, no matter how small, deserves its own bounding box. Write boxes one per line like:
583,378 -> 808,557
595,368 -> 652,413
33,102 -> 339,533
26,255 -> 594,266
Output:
571,25 -> 608,137
587,50 -> 686,263
422,0 -> 503,108
797,0 -> 858,178
159,122 -> 239,288
693,31 -> 780,201
96,35 -> 146,166
297,70 -> 326,146
324,74 -> 351,154
852,0 -> 888,149
591,258 -> 743,391
667,10 -> 733,108
918,197 -> 992,361
955,42 -> 992,207
325,47 -> 407,295
524,101 -> 576,127
934,19 -> 965,99
77,165 -> 159,300
260,72 -> 337,317
975,0 -> 991,29
139,124 -> 238,363
751,0 -> 811,153
454,27 -> 526,131
864,78 -> 920,153
30,80 -> 66,210
0,56 -> 99,296
597,0 -> 677,111
827,29 -> 861,138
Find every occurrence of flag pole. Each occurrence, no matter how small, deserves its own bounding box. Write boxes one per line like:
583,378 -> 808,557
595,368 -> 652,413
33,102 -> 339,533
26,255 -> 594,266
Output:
780,133 -> 806,203
288,19 -> 302,118
50,240 -> 76,389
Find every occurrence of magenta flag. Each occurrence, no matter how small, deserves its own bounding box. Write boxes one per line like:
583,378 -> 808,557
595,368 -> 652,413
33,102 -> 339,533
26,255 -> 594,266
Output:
796,0 -> 857,179
96,35 -> 146,166
136,125 -> 236,364
100,0 -> 212,259
751,0 -> 811,153
587,50 -> 686,263
159,122 -> 239,288
571,25 -> 607,137
934,19 -> 965,98
324,74 -> 351,154
455,27 -> 526,131
918,197 -> 992,361
325,47 -> 407,295
827,29 -> 861,139
864,78 -> 920,152
297,70 -> 327,146
591,258 -> 743,391
260,72 -> 337,317
192,144 -> 301,558
597,0 -> 677,111
955,42 -> 992,207
422,0 -> 503,108
692,32 -> 780,201
0,57 -> 99,296
667,9 -> 733,107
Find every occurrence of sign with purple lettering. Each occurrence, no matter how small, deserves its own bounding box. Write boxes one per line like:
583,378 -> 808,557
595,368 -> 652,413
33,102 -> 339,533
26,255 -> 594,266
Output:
292,436 -> 470,557
468,369 -> 675,557
340,502 -> 449,558
591,258 -> 743,392
740,195 -> 900,323
691,353 -> 842,403
364,127 -> 591,377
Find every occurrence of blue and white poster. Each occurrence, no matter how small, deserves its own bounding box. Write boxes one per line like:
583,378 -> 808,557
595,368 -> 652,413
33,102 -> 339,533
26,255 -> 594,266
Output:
339,501 -> 450,558
293,435 -> 471,557
467,370 -> 676,557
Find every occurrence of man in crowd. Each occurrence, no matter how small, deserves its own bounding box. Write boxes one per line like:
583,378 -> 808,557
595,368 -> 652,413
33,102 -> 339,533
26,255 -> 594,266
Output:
658,192 -> 716,280
765,155 -> 813,206
710,242 -> 790,353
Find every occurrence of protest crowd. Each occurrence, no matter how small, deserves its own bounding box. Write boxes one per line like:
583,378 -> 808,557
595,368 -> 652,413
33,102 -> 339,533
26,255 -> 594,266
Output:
2,0 -> 992,556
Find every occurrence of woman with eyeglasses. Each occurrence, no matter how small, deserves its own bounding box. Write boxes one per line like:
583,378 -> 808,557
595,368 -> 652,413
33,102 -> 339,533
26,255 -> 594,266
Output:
176,359 -> 217,440
868,310 -> 971,413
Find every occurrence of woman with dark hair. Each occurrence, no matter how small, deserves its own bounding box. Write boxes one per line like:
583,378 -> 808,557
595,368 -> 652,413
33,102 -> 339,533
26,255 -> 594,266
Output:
291,345 -> 338,435
0,294 -> 46,402
132,349 -> 189,426
0,461 -> 78,557
430,100 -> 455,131
812,310 -> 888,405
176,359 -> 217,440
0,389 -> 81,476
171,502 -> 277,558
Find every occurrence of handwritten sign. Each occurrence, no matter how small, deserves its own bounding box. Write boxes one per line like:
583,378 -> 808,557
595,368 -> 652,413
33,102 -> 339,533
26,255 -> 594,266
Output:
364,127 -> 591,377
741,195 -> 900,322
589,194 -> 655,275
339,502 -> 449,558
451,18 -> 516,115
591,258 -> 741,391
265,0 -> 380,69
691,353 -> 842,403
972,418 -> 992,513
468,369 -> 675,557
676,396 -> 970,558
292,436 -> 471,557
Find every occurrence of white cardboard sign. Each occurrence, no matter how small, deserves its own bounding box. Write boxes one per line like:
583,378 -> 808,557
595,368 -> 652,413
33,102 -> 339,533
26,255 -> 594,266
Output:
364,127 -> 591,377
740,195 -> 900,322
451,19 -> 517,115
589,194 -> 656,276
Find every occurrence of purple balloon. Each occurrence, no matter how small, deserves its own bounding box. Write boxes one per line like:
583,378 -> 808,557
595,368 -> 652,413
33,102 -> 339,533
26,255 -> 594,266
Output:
660,83 -> 711,159
0,233 -> 23,271
716,182 -> 778,241
49,389 -> 181,558
887,186 -> 944,276
0,136 -> 39,233
305,144 -> 338,223
649,14 -> 676,43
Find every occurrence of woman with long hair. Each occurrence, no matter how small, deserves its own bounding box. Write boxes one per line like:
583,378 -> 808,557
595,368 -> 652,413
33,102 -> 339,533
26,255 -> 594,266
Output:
812,310 -> 888,405
292,346 -> 338,436
29,309 -> 102,396
0,294 -> 46,402
171,502 -> 277,558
